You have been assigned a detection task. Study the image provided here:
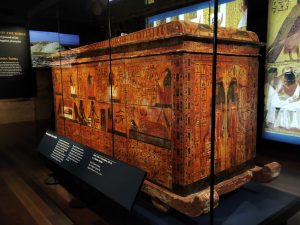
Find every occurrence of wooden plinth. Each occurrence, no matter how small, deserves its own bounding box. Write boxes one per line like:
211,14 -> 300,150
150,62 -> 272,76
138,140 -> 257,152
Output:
142,162 -> 281,217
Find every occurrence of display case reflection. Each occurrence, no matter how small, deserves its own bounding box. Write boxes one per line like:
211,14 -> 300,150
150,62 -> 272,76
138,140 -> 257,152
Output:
146,0 -> 248,30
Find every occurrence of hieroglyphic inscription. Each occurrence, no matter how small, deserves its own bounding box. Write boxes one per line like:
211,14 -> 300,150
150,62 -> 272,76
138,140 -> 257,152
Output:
272,0 -> 291,13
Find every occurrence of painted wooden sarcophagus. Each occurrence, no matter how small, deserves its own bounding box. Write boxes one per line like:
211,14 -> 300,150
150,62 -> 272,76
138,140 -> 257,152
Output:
51,21 -> 278,216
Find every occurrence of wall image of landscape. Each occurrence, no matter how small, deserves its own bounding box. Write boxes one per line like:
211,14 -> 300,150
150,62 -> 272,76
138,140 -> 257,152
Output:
29,30 -> 79,67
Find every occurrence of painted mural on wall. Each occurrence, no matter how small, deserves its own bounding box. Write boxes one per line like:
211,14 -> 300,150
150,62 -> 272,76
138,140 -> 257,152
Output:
264,0 -> 300,144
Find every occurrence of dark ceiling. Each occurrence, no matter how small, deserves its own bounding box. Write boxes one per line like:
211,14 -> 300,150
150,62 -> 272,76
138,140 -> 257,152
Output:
0,0 -> 143,25
0,0 -> 200,25
0,0 -> 126,43
0,0 -> 104,24
0,0 -> 210,44
0,0 -> 40,24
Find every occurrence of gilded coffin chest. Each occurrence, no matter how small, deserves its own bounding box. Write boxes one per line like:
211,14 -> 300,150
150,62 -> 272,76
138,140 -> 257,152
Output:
51,21 -> 260,215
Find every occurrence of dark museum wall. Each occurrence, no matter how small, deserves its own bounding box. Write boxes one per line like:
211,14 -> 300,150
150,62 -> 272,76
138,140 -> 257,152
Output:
0,0 -> 109,127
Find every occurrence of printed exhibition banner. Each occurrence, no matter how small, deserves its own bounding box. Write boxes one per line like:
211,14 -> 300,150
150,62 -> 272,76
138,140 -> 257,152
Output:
264,0 -> 300,144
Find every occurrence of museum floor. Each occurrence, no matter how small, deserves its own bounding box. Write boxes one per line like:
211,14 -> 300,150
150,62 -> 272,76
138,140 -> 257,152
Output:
0,121 -> 299,225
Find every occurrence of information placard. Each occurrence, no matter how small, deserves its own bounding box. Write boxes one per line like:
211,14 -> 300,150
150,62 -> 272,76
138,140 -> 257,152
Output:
0,26 -> 32,98
0,26 -> 30,77
38,130 -> 146,211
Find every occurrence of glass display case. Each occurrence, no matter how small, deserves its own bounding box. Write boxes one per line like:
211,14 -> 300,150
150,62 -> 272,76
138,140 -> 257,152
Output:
51,19 -> 262,217
2,0 -> 298,224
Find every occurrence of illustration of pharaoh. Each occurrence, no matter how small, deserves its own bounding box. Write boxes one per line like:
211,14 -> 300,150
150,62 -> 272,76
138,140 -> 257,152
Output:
216,82 -> 226,137
215,82 -> 226,170
264,67 -> 279,120
266,68 -> 300,127
278,69 -> 298,98
87,101 -> 99,128
156,68 -> 172,107
87,73 -> 95,100
273,69 -> 300,130
70,75 -> 77,98
74,100 -> 87,125
265,68 -> 285,126
108,71 -> 120,102
227,79 -> 238,166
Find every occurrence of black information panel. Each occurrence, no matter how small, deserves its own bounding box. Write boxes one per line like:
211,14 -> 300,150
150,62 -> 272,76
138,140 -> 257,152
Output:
38,130 -> 146,211
0,26 -> 32,98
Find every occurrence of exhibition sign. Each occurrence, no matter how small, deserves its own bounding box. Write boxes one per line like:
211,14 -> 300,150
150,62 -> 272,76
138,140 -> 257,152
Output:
264,0 -> 300,145
0,26 -> 30,77
0,26 -> 32,98
38,130 -> 146,211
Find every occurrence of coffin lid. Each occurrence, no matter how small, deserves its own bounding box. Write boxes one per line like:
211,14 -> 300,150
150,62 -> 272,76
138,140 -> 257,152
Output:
52,21 -> 260,61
